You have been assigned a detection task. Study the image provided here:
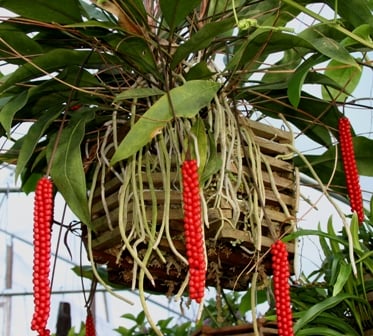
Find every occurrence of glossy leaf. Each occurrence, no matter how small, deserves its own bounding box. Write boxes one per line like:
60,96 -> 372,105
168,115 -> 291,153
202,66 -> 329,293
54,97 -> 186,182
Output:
191,117 -> 208,176
282,229 -> 346,246
159,0 -> 201,32
114,88 -> 164,102
0,49 -> 104,93
294,293 -> 363,332
321,59 -> 362,102
200,131 -> 222,184
47,108 -> 95,226
299,24 -> 357,65
184,61 -> 215,81
351,212 -> 363,252
227,31 -> 312,71
333,262 -> 352,296
288,54 -> 324,107
296,327 -> 347,336
342,24 -> 373,48
107,36 -> 160,80
0,23 -> 43,65
0,0 -> 82,23
111,80 -> 220,164
324,0 -> 373,28
171,18 -> 235,68
15,107 -> 61,180
0,90 -> 28,135
327,218 -> 341,255
311,37 -> 357,66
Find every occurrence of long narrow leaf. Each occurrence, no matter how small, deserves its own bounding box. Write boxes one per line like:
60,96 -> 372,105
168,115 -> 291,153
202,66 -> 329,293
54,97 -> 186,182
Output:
15,107 -> 61,180
110,80 -> 220,164
47,108 -> 94,226
0,91 -> 28,134
159,0 -> 200,32
294,293 -> 362,332
0,0 -> 82,23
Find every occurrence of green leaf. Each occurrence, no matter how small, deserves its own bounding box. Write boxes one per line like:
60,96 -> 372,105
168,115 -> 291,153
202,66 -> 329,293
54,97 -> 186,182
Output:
0,0 -> 82,23
327,217 -> 341,255
159,0 -> 201,32
351,212 -> 363,252
341,24 -> 373,48
0,23 -> 43,65
184,61 -> 215,81
114,87 -> 164,102
333,262 -> 352,296
296,327 -> 346,336
324,0 -> 373,28
239,288 -> 267,314
0,90 -> 28,135
15,107 -> 61,180
299,25 -> 358,66
171,18 -> 235,68
309,313 -> 361,336
48,108 -> 94,226
294,136 -> 373,195
200,131 -> 222,184
191,117 -> 208,176
110,80 -> 220,164
227,31 -> 312,71
321,59 -> 362,102
283,228 -> 346,246
0,49 -> 103,93
108,36 -> 160,80
288,54 -> 324,107
293,293 -> 362,332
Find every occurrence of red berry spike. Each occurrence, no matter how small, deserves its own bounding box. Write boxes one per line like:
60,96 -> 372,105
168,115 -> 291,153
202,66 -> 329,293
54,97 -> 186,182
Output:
271,240 -> 294,336
85,310 -> 96,336
31,177 -> 54,336
338,117 -> 364,224
181,159 -> 206,303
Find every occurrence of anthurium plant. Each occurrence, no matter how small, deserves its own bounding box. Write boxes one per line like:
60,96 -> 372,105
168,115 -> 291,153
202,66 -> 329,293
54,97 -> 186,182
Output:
0,0 -> 373,334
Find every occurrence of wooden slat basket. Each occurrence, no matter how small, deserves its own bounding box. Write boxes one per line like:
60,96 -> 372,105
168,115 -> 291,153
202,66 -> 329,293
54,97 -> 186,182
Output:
85,117 -> 298,296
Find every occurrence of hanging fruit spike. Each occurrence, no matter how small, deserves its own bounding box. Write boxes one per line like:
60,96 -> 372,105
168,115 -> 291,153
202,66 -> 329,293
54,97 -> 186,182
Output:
85,310 -> 96,336
181,159 -> 206,303
338,117 -> 364,224
271,240 -> 294,336
31,177 -> 54,336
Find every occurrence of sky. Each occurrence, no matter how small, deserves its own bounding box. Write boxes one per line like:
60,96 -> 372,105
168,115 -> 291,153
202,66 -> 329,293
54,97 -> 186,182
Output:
0,2 -> 373,336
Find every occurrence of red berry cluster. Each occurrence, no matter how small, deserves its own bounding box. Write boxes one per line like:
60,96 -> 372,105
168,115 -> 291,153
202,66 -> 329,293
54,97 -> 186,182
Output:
271,240 -> 294,336
338,117 -> 364,224
85,310 -> 96,336
181,159 -> 206,303
31,177 -> 53,336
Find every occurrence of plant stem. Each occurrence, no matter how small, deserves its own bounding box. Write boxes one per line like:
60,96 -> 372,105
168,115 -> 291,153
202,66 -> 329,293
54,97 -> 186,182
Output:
282,0 -> 373,49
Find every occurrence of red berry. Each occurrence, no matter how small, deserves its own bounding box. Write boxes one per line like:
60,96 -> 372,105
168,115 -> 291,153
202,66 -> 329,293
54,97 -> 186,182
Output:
182,160 -> 206,303
31,177 -> 53,336
85,311 -> 96,336
338,117 -> 364,223
271,240 -> 294,336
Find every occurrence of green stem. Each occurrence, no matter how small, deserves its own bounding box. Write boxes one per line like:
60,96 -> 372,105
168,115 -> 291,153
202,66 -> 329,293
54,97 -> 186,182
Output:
282,0 -> 373,49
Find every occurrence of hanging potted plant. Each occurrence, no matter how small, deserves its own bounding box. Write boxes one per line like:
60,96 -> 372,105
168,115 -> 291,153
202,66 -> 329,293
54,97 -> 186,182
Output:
0,0 -> 373,335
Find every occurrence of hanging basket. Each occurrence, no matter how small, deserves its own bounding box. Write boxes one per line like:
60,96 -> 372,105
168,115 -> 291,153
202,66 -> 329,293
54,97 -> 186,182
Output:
84,114 -> 298,295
